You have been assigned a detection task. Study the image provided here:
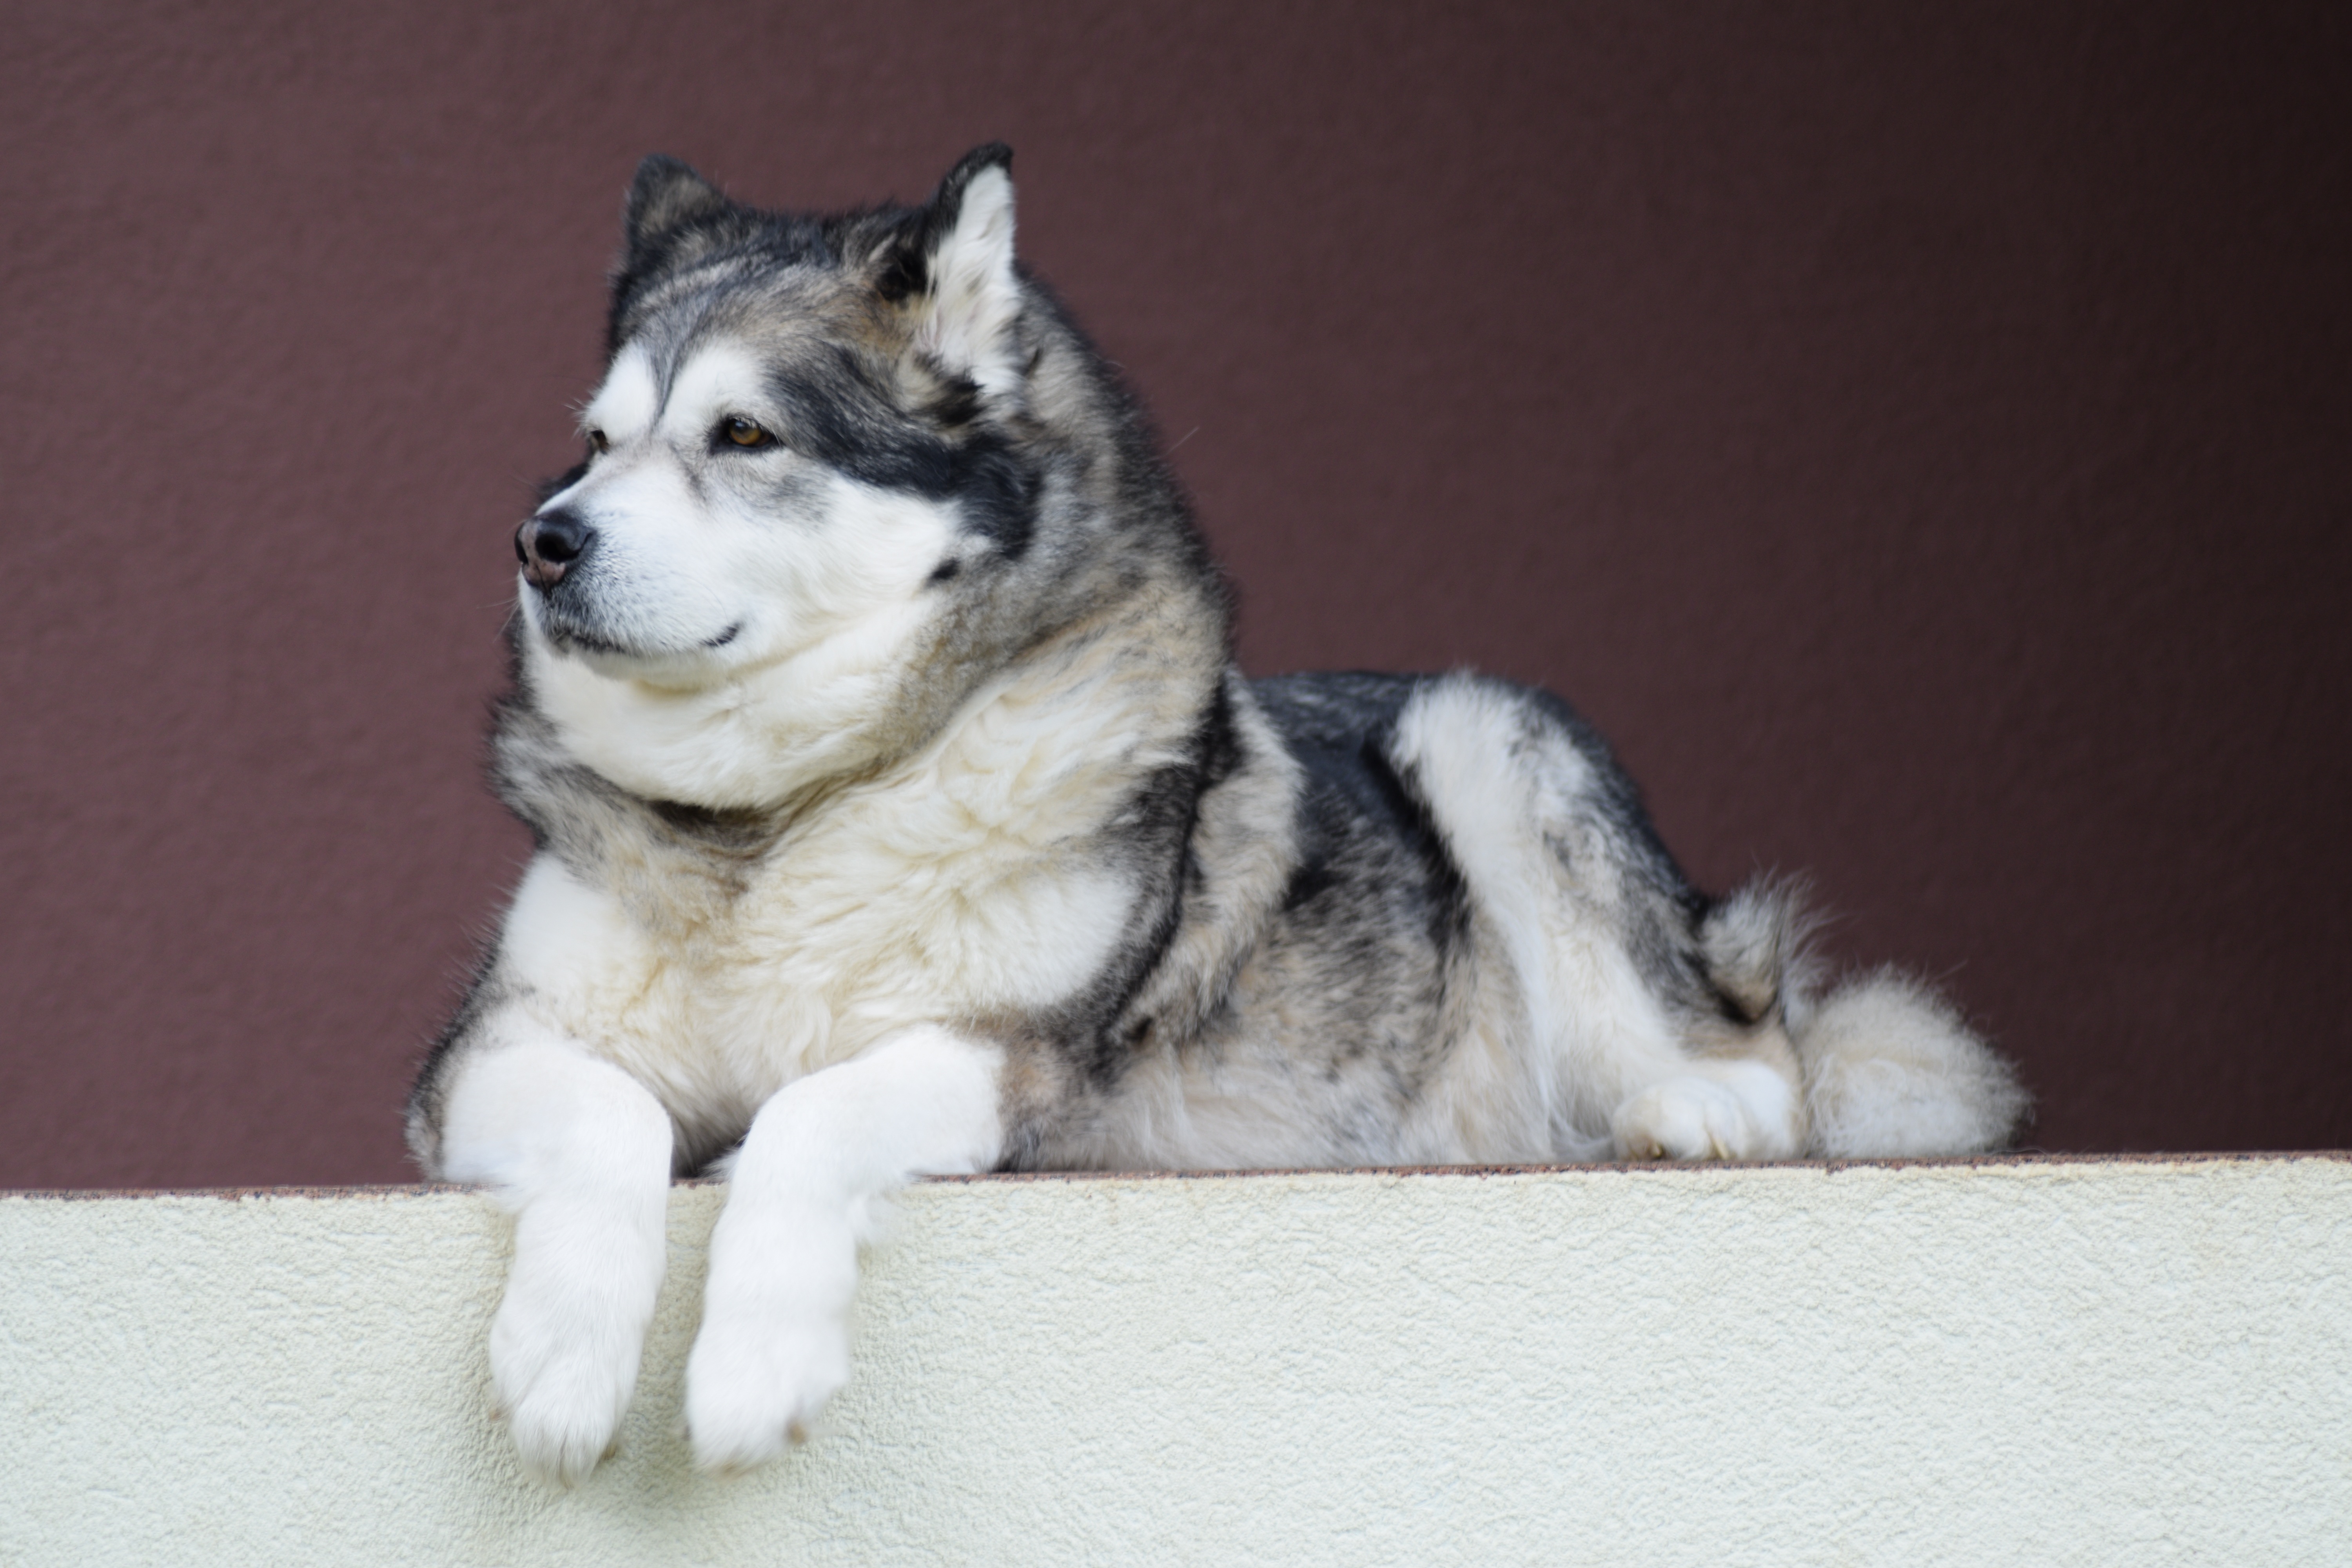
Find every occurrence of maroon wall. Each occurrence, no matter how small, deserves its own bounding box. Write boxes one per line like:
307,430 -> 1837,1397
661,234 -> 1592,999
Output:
3,2 -> 2345,1185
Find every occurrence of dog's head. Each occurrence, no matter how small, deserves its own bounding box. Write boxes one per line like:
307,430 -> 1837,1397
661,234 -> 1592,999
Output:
513,146 -> 1199,808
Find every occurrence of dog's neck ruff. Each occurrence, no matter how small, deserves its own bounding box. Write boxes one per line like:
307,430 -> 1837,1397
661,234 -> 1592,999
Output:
523,606 -> 932,813
523,600 -> 1218,837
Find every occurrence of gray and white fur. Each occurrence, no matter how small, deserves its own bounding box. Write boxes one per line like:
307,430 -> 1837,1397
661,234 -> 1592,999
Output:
408,145 -> 2027,1483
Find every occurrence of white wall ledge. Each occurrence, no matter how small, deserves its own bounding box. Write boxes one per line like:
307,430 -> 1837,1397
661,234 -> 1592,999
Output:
5,1156 -> 2347,1565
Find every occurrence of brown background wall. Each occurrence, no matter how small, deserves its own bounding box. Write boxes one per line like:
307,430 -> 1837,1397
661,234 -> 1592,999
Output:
2,2 -> 2345,1186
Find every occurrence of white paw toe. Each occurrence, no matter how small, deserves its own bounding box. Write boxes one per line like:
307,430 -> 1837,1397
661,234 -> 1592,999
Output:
1613,1078 -> 1756,1161
490,1301 -> 642,1486
684,1315 -> 851,1475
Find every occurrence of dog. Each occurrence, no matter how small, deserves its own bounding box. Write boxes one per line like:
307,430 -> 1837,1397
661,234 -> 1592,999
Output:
407,144 -> 2027,1484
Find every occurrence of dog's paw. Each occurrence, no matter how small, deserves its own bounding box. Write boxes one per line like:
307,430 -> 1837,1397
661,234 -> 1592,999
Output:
1613,1074 -> 1775,1161
488,1279 -> 643,1486
682,1308 -> 851,1475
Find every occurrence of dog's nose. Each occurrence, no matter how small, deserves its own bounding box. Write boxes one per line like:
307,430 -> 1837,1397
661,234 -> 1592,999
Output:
516,510 -> 595,590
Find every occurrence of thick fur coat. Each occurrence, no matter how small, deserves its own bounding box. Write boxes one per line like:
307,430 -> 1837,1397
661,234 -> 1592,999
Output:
408,145 -> 2026,1483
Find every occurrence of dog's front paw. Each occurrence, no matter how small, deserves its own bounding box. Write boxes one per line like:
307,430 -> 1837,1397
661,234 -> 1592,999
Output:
1613,1072 -> 1784,1161
682,1308 -> 851,1475
488,1278 -> 644,1486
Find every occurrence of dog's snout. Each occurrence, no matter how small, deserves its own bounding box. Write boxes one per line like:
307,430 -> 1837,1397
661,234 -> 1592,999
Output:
516,509 -> 595,590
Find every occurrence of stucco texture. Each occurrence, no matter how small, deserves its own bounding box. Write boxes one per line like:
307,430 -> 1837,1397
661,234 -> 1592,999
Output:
3,1160 -> 2345,1565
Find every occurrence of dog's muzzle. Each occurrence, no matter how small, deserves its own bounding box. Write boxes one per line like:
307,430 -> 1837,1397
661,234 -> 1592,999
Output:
516,508 -> 595,590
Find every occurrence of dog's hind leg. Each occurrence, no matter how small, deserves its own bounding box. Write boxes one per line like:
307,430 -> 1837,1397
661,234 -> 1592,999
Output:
684,1025 -> 1005,1473
436,1023 -> 677,1485
1390,675 -> 1806,1162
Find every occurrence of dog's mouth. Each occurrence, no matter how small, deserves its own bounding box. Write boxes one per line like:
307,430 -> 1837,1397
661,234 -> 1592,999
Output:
526,583 -> 744,666
526,580 -> 622,656
539,619 -> 634,659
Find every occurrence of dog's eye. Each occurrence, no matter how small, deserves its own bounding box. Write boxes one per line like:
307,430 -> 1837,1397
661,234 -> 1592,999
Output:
722,416 -> 773,449
587,428 -> 608,455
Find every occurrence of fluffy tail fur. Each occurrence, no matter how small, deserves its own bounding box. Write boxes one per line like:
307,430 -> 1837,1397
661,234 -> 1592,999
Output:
1700,882 -> 2029,1157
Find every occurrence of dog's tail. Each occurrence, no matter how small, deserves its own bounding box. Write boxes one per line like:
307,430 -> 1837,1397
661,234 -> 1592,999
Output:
1699,880 -> 2029,1158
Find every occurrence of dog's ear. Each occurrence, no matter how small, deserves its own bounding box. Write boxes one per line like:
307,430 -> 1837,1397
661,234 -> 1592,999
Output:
882,144 -> 1023,396
624,155 -> 731,270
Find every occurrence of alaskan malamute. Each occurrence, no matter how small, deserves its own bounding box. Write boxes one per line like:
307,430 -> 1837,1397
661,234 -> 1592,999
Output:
408,145 -> 2025,1483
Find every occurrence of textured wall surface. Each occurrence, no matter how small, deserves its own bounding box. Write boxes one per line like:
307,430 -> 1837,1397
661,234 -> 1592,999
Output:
2,3 -> 2348,1183
3,1160 -> 2345,1565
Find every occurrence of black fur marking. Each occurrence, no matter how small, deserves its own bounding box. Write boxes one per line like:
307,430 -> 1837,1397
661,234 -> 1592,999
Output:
1357,740 -> 1472,954
927,376 -> 985,430
1201,675 -> 1248,790
1264,677 -> 1420,917
903,142 -> 1014,289
871,236 -> 927,305
536,461 -> 590,508
1256,674 -> 1469,957
767,353 -> 1038,557
867,144 -> 1012,307
1069,682 -> 1242,1087
1278,837 -> 1338,915
647,797 -> 774,853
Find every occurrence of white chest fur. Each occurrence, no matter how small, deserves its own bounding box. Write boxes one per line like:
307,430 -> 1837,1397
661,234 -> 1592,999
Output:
495,664 -> 1177,1146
